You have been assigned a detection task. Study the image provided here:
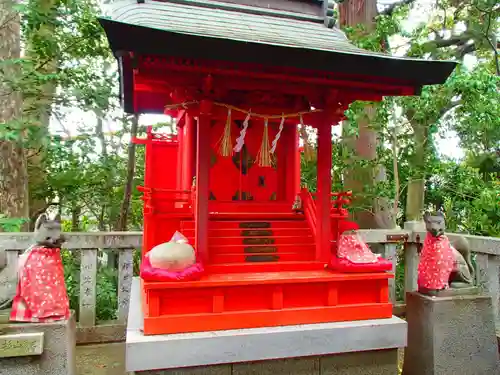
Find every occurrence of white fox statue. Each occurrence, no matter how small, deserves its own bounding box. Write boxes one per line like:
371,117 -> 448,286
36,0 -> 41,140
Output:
146,231 -> 196,271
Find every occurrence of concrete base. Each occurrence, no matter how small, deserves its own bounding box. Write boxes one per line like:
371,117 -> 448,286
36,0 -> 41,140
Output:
0,311 -> 76,375
135,349 -> 399,375
403,292 -> 500,375
127,278 -> 406,374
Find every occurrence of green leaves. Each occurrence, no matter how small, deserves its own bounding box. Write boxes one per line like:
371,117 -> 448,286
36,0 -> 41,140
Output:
0,215 -> 28,232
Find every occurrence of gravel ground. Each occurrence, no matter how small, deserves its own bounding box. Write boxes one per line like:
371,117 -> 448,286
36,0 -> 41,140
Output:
76,342 -> 127,375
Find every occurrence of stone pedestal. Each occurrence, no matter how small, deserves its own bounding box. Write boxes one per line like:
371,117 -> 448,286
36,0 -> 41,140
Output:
127,278 -> 406,375
403,292 -> 500,375
136,350 -> 399,375
0,311 -> 76,375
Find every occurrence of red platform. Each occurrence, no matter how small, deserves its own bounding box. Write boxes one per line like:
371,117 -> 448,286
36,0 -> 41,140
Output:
141,269 -> 392,335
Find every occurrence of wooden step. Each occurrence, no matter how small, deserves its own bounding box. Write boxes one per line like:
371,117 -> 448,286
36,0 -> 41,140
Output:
181,220 -> 309,230
206,261 -> 326,274
182,227 -> 313,237
209,212 -> 305,220
212,252 -> 315,263
208,243 -> 315,253
205,235 -> 314,246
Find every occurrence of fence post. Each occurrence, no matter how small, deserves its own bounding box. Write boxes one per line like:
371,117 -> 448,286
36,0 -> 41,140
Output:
383,243 -> 398,304
403,221 -> 422,301
118,249 -> 134,324
476,254 -> 500,328
79,249 -> 98,327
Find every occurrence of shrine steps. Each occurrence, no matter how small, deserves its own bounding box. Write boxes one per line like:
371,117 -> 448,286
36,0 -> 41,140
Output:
181,218 -> 315,265
141,270 -> 393,335
142,217 -> 393,336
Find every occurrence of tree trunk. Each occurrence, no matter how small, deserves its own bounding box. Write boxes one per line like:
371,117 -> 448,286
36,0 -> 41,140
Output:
339,0 -> 387,229
405,117 -> 427,221
0,0 -> 29,229
25,0 -> 59,228
115,115 -> 139,231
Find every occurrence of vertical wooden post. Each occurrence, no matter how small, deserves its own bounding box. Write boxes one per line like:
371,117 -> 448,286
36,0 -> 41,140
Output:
284,125 -> 299,202
195,101 -> 212,264
316,116 -> 332,263
293,124 -> 301,199
176,124 -> 184,191
182,115 -> 194,190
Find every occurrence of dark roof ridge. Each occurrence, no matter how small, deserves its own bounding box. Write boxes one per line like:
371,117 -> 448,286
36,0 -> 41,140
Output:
141,0 -> 324,23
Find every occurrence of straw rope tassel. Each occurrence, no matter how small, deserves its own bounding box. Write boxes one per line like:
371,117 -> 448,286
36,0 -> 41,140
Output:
257,118 -> 272,167
270,115 -> 285,154
234,111 -> 251,153
218,108 -> 233,157
299,114 -> 314,162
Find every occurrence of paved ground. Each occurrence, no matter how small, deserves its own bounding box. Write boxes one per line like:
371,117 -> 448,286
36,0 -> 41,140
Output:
76,342 -> 127,375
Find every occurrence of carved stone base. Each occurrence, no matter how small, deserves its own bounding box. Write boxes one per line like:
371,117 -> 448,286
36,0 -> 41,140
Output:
0,310 -> 76,375
418,286 -> 479,297
403,292 -> 499,375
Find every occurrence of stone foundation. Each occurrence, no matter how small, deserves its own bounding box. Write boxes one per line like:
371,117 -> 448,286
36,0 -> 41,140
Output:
403,292 -> 500,375
136,350 -> 399,375
0,311 -> 76,375
127,278 -> 405,375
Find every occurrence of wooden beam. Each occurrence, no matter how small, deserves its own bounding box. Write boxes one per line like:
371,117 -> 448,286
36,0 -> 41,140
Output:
138,57 -> 416,96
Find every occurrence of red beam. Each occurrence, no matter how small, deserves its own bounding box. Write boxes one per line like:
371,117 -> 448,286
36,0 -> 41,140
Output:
138,58 -> 416,96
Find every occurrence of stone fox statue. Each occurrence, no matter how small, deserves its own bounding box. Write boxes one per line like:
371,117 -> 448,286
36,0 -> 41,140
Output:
0,214 -> 67,310
32,214 -> 66,249
10,213 -> 70,322
418,211 -> 475,293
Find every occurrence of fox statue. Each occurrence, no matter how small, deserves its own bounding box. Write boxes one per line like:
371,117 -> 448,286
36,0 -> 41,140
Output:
10,213 -> 70,322
418,211 -> 475,295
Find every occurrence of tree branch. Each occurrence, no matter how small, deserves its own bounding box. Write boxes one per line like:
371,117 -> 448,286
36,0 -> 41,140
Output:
380,0 -> 417,16
423,34 -> 471,49
439,99 -> 461,118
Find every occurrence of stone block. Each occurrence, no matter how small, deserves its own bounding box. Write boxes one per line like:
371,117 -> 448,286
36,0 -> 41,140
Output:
321,350 -> 399,375
0,332 -> 44,358
403,292 -> 500,375
0,311 -> 76,375
233,357 -> 319,375
137,364 -> 231,375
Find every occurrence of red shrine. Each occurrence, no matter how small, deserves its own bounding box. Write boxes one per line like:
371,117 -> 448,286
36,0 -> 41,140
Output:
100,0 -> 455,335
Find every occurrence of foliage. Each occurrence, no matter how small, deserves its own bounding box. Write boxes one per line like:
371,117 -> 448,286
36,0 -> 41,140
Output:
0,215 -> 28,232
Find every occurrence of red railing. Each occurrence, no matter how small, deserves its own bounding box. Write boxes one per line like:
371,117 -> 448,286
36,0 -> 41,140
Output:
137,186 -> 194,216
310,191 -> 352,219
300,188 -> 317,238
302,189 -> 353,242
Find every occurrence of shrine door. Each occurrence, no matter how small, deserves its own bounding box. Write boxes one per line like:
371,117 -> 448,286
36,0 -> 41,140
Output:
209,118 -> 282,209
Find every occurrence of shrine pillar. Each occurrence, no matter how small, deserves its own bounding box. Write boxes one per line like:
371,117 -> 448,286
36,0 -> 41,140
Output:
316,117 -> 332,262
293,124 -> 301,199
176,121 -> 184,190
181,114 -> 195,190
194,100 -> 212,264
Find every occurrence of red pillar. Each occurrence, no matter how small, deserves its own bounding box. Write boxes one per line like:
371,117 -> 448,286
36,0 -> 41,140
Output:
176,124 -> 184,191
182,115 -> 194,190
294,124 -> 301,198
316,117 -> 332,263
195,101 -> 212,264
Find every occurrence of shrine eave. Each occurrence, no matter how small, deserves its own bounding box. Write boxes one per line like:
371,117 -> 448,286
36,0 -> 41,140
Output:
99,17 -> 456,89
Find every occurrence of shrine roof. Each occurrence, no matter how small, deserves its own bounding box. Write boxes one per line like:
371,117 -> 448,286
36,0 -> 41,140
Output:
99,0 -> 456,87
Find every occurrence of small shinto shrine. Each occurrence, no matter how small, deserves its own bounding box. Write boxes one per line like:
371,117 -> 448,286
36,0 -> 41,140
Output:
100,0 -> 455,336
